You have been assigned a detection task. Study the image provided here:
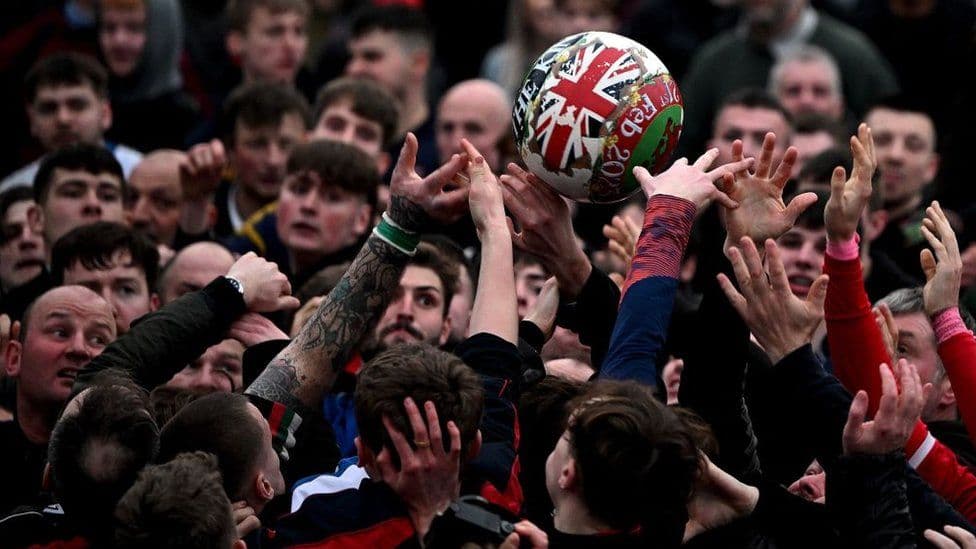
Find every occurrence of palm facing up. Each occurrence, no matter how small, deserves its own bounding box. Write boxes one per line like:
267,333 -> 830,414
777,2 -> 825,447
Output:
722,133 -> 818,252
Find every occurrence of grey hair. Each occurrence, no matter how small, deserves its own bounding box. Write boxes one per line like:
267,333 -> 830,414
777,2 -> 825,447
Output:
769,44 -> 842,97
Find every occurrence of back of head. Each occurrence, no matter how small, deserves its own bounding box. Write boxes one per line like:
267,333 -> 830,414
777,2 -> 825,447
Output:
356,344 -> 484,460
718,87 -> 793,126
25,52 -> 108,103
158,392 -> 264,500
48,374 -> 158,539
286,139 -> 381,210
34,143 -> 125,206
115,451 -> 238,549
566,381 -> 701,538
149,385 -> 208,427
350,4 -> 432,51
313,77 -> 399,148
221,81 -> 310,144
51,220 -> 160,289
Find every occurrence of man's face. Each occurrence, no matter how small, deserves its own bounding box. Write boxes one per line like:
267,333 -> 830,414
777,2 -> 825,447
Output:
28,85 -> 110,151
62,249 -> 157,333
743,0 -> 800,39
167,339 -> 244,393
41,169 -> 125,244
311,99 -> 386,161
99,6 -> 148,78
447,265 -> 474,344
892,311 -> 945,419
234,7 -> 307,83
5,286 -> 115,405
515,262 -> 547,319
345,31 -> 414,100
0,200 -> 46,291
436,88 -> 507,169
865,108 -> 938,208
126,160 -> 183,246
276,171 -> 371,259
158,243 -> 236,304
374,265 -> 450,347
774,60 -> 842,121
776,225 -> 826,298
556,0 -> 618,35
709,106 -> 791,166
231,115 -> 306,203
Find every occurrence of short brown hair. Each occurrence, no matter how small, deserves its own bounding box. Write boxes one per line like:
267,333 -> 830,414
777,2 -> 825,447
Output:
313,77 -> 399,148
115,452 -> 237,549
566,381 -> 702,537
408,241 -> 460,316
226,0 -> 309,32
286,140 -> 382,211
157,392 -> 264,500
355,344 -> 484,463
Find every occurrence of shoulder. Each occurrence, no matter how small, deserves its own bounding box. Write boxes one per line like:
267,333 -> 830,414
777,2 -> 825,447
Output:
0,161 -> 40,194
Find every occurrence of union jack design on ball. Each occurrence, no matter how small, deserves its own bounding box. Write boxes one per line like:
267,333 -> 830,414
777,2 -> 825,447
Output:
514,32 -> 684,204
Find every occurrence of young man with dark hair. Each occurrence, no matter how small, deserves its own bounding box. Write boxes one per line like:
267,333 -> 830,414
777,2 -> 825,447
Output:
226,139 -> 379,287
708,88 -> 794,168
0,187 -> 45,295
51,221 -> 160,334
225,0 -> 310,87
1,52 -> 142,192
115,452 -> 245,549
310,76 -> 398,175
213,82 -> 309,239
346,5 -> 438,175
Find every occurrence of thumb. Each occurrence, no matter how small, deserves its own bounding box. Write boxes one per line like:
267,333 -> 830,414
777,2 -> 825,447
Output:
784,192 -> 820,225
393,132 -> 419,177
633,166 -> 655,197
843,390 -> 869,447
278,296 -> 301,311
920,248 -> 937,281
807,274 -> 829,311
829,166 -> 847,198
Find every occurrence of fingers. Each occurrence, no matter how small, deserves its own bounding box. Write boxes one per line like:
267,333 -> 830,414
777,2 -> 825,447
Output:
633,166 -> 655,197
754,132 -> 776,179
403,397 -> 429,449
382,414 -> 414,463
843,390 -> 869,450
943,525 -> 976,548
424,153 -> 468,194
921,225 -> 949,262
514,520 -> 549,548
712,188 -> 740,210
925,529 -> 962,549
877,362 -> 898,421
807,274 -> 829,312
921,248 -> 937,281
709,156 -> 753,180
717,272 -> 748,316
770,147 -> 798,189
424,400 -> 443,456
765,239 -> 791,295
830,165 -> 847,198
731,139 -> 744,164
739,236 -> 765,281
726,245 -> 755,299
393,132 -> 419,178
277,295 -> 301,311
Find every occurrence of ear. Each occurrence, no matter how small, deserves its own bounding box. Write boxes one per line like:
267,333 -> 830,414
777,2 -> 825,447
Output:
464,430 -> 483,464
27,203 -> 44,235
410,49 -> 431,80
149,293 -> 160,312
352,203 -> 372,237
925,152 -> 941,184
5,339 -> 22,378
100,99 -> 112,133
254,472 -> 275,502
226,31 -> 244,61
559,456 -> 578,492
355,436 -> 379,478
233,540 -> 247,549
941,379 -> 956,408
438,315 -> 452,347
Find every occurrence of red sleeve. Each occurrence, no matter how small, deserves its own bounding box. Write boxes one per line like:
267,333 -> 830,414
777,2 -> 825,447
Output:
939,332 -> 976,446
825,255 -> 976,520
823,254 -> 892,415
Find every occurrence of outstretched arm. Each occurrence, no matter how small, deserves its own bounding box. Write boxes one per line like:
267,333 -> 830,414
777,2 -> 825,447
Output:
245,134 -> 469,411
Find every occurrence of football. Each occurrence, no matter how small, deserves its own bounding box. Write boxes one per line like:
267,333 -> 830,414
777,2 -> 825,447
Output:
513,32 -> 683,203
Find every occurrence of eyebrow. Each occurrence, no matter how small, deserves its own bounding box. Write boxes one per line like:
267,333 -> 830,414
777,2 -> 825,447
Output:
408,285 -> 442,294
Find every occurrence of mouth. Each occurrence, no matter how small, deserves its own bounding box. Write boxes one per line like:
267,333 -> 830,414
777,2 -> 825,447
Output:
57,368 -> 80,381
14,258 -> 45,271
290,222 -> 319,235
381,324 -> 423,342
788,275 -> 813,297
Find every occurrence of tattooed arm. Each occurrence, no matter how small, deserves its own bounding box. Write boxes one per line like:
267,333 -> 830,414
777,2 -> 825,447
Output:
245,133 -> 469,410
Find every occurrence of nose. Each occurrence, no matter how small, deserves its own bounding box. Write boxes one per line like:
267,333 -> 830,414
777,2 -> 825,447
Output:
82,188 -> 103,217
56,104 -> 73,126
129,196 -> 152,224
65,331 -> 94,363
394,295 -> 414,319
793,475 -> 824,501
268,143 -> 287,170
346,57 -> 365,77
797,242 -> 820,268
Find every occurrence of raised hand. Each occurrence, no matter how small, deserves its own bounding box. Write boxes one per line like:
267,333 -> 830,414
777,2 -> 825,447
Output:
722,133 -> 818,252
374,397 -> 463,538
500,164 -> 590,297
603,214 -> 640,272
684,454 -> 760,542
462,139 -> 507,235
874,303 -> 898,361
225,252 -> 300,313
824,123 -> 877,243
843,359 -> 930,456
387,132 -> 469,232
634,148 -> 752,211
181,139 -> 227,201
523,277 -> 560,342
500,520 -> 549,548
920,201 -> 963,316
925,525 -> 976,548
227,312 -> 289,347
232,500 -> 261,539
718,237 -> 829,364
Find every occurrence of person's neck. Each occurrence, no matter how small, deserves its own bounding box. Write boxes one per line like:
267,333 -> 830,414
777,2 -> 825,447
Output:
233,185 -> 268,222
16,394 -> 58,445
398,90 -> 429,137
885,194 -> 923,224
553,498 -> 612,535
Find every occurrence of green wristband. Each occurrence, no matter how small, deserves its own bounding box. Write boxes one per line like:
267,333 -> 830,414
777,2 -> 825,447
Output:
374,213 -> 420,255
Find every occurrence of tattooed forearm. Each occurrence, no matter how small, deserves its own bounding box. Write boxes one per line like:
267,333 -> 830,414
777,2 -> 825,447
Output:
388,195 -> 432,233
247,235 -> 409,409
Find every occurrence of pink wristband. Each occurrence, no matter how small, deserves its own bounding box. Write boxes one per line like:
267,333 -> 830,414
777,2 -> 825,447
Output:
826,233 -> 860,261
933,307 -> 969,343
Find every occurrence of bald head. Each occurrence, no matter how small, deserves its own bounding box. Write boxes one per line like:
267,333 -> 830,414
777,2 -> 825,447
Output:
158,242 -> 235,304
436,79 -> 510,170
10,286 -> 116,409
127,150 -> 187,246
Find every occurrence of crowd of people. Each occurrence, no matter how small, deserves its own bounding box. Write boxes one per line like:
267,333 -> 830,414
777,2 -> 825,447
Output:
1,0 -> 976,547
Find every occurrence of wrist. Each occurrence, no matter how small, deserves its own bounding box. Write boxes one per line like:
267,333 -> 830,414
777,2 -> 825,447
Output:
825,233 -> 859,260
933,307 -> 968,343
374,212 -> 420,255
551,251 -> 591,298
764,339 -> 806,366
